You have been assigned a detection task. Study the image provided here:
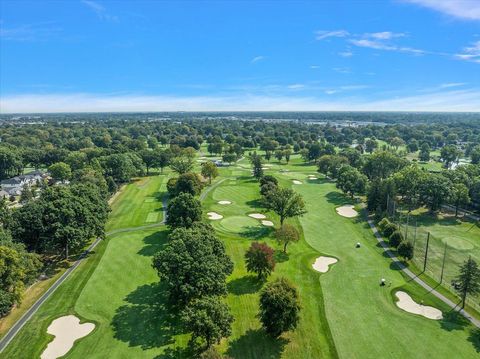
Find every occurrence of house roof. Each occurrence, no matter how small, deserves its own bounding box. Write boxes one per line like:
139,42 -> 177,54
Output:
0,177 -> 22,185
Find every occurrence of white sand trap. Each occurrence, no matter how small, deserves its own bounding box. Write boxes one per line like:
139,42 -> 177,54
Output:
249,213 -> 266,219
395,291 -> 443,320
261,220 -> 274,226
308,175 -> 318,180
208,212 -> 223,220
312,256 -> 338,273
41,315 -> 95,359
218,200 -> 232,205
336,205 -> 358,218
292,180 -> 302,184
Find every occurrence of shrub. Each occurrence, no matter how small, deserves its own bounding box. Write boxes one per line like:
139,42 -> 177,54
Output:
397,241 -> 414,261
383,223 -> 398,238
389,230 -> 404,248
167,177 -> 178,196
378,218 -> 390,231
260,175 -> 278,187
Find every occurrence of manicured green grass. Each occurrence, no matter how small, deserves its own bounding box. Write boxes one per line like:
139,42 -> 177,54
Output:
106,175 -> 168,232
396,207 -> 480,312
5,159 -> 480,359
2,175 -> 174,358
294,177 -> 479,358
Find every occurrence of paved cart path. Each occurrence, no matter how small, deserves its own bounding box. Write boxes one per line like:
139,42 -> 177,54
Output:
367,218 -> 480,328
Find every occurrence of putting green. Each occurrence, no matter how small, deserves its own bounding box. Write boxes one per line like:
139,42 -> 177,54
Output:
144,198 -> 154,203
219,216 -> 261,233
145,212 -> 158,223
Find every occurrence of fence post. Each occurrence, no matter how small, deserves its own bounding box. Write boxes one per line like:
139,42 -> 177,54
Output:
440,241 -> 447,284
423,232 -> 430,272
405,213 -> 409,241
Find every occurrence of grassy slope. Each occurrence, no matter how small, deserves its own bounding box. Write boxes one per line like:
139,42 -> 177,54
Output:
204,163 -> 337,358
2,174 -> 169,358
294,175 -> 479,358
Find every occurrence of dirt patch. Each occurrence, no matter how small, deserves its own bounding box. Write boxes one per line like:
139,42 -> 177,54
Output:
336,205 -> 358,218
207,212 -> 223,220
312,256 -> 338,273
395,291 -> 443,320
41,315 -> 95,359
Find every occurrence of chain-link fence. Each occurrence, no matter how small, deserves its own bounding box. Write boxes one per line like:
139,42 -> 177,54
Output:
386,199 -> 480,313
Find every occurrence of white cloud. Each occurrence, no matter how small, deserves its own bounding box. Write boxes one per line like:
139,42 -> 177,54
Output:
338,51 -> 353,57
440,82 -> 466,88
333,67 -> 351,74
403,0 -> 480,21
366,32 -> 406,40
251,56 -> 265,63
1,90 -> 479,112
0,22 -> 62,41
315,30 -> 349,40
349,38 -> 425,55
310,65 -> 320,69
81,0 -> 118,21
287,84 -> 305,90
455,41 -> 480,63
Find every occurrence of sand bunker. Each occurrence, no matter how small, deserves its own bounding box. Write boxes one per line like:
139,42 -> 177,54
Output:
395,291 -> 443,320
292,180 -> 302,185
207,212 -> 223,220
308,175 -> 318,180
41,315 -> 95,359
312,256 -> 338,273
336,205 -> 358,218
218,200 -> 232,205
249,213 -> 266,219
261,220 -> 274,227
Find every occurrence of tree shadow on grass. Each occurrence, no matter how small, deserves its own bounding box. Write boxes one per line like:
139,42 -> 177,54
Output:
274,250 -> 289,263
439,311 -> 470,332
228,275 -> 264,295
325,191 -> 351,206
240,226 -> 270,239
226,329 -> 289,359
137,230 -> 168,257
468,328 -> 480,353
153,346 -> 193,359
246,198 -> 264,208
111,282 -> 183,350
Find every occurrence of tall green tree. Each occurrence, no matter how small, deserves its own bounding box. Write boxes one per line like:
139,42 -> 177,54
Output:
201,162 -> 219,184
0,147 -> 22,180
449,183 -> 470,217
249,152 -> 264,180
264,187 -> 307,225
274,224 -> 300,253
181,296 -> 233,349
336,165 -> 368,198
166,192 -> 202,228
48,162 -> 72,182
455,258 -> 480,309
152,223 -> 233,303
440,145 -> 461,169
259,278 -> 300,337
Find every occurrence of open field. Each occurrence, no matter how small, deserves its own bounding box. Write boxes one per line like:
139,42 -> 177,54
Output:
2,156 -> 480,358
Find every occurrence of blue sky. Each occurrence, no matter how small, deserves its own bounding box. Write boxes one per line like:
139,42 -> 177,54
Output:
0,0 -> 479,112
